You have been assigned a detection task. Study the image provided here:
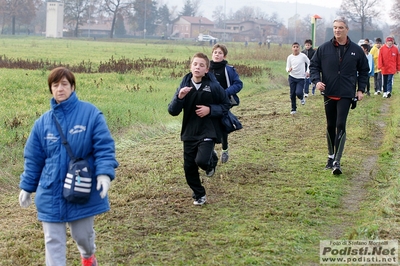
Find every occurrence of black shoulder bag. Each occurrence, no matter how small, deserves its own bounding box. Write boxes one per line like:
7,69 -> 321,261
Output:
53,114 -> 92,204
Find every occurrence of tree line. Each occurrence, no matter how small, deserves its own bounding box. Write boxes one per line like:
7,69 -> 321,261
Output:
0,0 -> 398,41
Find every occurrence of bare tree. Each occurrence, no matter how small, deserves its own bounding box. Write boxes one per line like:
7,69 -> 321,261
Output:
0,0 -> 42,35
212,5 -> 224,28
390,0 -> 400,37
268,12 -> 284,26
337,0 -> 380,38
103,0 -> 130,38
232,6 -> 254,21
64,0 -> 90,37
253,8 -> 267,20
191,0 -> 202,16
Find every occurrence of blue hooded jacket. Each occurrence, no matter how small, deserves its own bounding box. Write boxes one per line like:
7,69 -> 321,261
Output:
19,92 -> 119,222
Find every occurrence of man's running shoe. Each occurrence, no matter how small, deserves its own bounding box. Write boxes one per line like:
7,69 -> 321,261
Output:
325,158 -> 334,170
332,161 -> 342,175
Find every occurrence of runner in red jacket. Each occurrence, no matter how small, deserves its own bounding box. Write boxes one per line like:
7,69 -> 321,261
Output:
378,36 -> 400,98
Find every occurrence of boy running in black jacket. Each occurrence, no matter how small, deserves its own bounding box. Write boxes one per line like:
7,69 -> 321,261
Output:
168,52 -> 231,205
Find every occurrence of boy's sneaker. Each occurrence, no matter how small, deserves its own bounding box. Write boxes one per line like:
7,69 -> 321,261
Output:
304,93 -> 308,98
81,255 -> 98,266
332,161 -> 342,175
387,92 -> 392,98
221,150 -> 229,163
290,110 -> 297,115
325,158 -> 334,169
377,90 -> 382,95
383,92 -> 388,98
193,195 -> 206,205
206,167 -> 215,177
206,150 -> 218,177
301,98 -> 306,105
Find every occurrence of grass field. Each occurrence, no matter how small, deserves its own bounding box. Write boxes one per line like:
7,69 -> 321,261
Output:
0,36 -> 399,265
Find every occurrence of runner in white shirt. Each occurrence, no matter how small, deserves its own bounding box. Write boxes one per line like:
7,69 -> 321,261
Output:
286,42 -> 310,114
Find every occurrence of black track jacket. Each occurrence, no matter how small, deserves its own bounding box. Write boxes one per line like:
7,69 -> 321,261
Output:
168,72 -> 231,143
310,37 -> 369,98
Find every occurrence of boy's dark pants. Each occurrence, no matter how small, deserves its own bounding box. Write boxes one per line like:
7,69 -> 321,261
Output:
183,139 -> 216,199
288,75 -> 305,111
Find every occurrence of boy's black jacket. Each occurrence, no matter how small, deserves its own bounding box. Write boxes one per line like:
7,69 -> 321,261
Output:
168,72 -> 231,143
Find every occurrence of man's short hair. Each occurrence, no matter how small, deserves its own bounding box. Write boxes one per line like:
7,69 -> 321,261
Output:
375,38 -> 382,44
333,16 -> 349,29
304,39 -> 312,45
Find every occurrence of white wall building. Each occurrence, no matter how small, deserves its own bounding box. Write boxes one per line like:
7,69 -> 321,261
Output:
46,2 -> 64,38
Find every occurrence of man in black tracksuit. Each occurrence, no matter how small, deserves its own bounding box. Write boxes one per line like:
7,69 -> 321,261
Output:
168,52 -> 230,205
310,17 -> 369,175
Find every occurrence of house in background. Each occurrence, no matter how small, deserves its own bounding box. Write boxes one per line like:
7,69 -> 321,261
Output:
79,21 -> 112,38
171,16 -> 214,39
209,19 -> 280,42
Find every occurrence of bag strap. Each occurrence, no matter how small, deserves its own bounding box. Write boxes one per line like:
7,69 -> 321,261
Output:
53,114 -> 76,160
225,67 -> 231,88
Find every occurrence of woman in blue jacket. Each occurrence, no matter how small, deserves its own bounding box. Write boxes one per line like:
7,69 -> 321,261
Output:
19,67 -> 119,266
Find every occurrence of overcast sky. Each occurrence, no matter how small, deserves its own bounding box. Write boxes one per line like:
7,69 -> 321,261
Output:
269,0 -> 340,8
166,0 -> 393,25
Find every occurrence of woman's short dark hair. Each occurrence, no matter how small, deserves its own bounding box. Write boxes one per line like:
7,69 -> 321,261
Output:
48,67 -> 76,94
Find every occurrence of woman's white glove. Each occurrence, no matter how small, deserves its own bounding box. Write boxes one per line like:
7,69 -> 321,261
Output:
19,190 -> 32,208
96,175 -> 111,199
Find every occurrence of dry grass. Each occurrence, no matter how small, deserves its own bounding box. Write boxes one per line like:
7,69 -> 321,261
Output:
1,86 -> 396,265
0,38 -> 399,265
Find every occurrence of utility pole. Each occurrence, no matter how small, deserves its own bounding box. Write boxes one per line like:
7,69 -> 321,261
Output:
144,0 -> 147,39
294,0 -> 297,42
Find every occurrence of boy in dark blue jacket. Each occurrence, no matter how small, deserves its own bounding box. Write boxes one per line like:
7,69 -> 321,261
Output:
302,39 -> 316,96
210,43 -> 243,163
168,52 -> 231,205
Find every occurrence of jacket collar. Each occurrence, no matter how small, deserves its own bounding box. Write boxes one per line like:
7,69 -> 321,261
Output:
51,91 -> 79,114
331,36 -> 351,47
182,72 -> 214,85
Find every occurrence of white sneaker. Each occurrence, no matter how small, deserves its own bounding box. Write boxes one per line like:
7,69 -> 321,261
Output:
301,98 -> 306,105
290,110 -> 297,115
374,91 -> 379,95
383,92 -> 388,98
193,196 -> 206,205
304,93 -> 308,98
377,91 -> 382,95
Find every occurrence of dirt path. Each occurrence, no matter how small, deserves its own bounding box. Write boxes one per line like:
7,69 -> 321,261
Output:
328,101 -> 389,239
